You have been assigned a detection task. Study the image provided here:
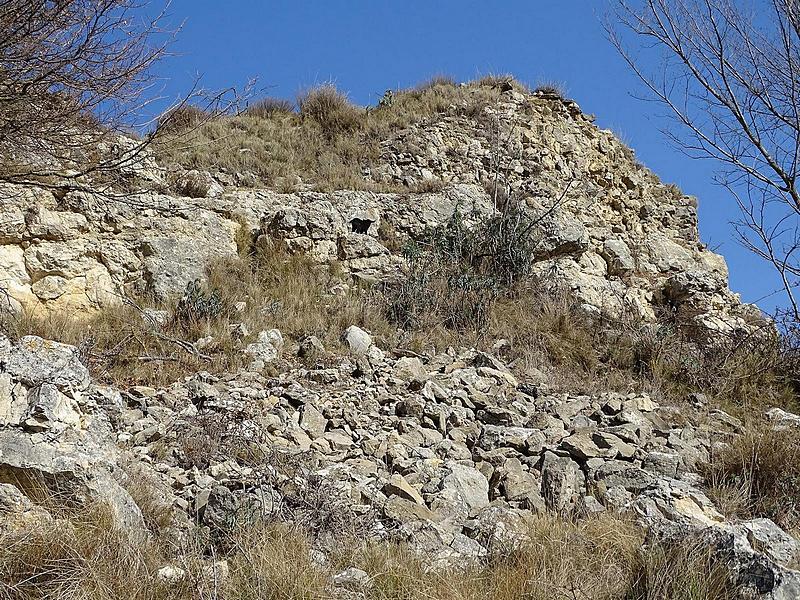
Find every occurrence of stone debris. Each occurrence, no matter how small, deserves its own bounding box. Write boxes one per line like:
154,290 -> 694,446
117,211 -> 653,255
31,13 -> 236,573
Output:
0,330 -> 797,597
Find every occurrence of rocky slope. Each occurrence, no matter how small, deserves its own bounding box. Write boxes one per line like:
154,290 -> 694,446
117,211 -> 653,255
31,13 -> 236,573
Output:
1,331 -> 799,597
0,83 -> 795,598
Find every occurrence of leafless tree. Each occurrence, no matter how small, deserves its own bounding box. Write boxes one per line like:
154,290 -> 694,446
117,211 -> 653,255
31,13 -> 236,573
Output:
608,0 -> 800,320
0,0 -> 237,192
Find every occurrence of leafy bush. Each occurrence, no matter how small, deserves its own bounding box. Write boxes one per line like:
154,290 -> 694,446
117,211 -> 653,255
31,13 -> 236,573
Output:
384,201 -> 544,335
174,279 -> 225,324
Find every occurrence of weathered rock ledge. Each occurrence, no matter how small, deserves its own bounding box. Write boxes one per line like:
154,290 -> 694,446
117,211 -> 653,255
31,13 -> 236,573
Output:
0,84 -> 757,334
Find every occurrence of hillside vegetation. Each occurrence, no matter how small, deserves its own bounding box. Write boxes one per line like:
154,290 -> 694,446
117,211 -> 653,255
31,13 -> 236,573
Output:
155,76 -> 527,192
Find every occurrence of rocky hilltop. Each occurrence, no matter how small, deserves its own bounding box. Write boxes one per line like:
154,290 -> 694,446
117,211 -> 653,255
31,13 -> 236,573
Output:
0,80 -> 797,599
0,83 -> 748,332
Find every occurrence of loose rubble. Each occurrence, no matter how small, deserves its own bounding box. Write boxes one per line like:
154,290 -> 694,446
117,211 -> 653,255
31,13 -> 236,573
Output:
0,332 -> 798,597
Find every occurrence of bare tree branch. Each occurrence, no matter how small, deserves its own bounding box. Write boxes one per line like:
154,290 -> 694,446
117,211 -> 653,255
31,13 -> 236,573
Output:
0,0 -> 243,194
608,0 -> 800,321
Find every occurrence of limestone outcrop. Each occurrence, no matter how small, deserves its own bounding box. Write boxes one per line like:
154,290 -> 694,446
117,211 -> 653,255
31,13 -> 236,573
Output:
0,85 -> 752,334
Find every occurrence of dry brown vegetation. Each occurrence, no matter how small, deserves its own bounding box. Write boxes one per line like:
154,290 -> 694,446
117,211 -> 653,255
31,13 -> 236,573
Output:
4,238 -> 392,386
154,77 -> 505,192
0,497 -> 742,600
705,423 -> 800,536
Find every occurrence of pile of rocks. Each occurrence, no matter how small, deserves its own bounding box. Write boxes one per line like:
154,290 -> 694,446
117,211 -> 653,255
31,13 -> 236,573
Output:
1,331 -> 798,597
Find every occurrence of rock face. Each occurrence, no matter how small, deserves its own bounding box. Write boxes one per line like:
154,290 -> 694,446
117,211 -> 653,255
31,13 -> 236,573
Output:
0,86 -> 749,333
0,335 -> 144,531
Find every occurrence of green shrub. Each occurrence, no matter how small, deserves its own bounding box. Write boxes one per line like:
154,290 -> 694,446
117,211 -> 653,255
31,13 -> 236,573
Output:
174,279 -> 225,325
383,199 -> 546,336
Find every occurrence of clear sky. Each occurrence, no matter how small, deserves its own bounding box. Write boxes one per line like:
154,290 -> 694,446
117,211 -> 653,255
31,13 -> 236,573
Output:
147,0 -> 782,313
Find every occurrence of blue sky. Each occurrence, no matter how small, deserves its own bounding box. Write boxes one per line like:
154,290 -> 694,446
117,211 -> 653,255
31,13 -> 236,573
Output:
147,0 -> 781,313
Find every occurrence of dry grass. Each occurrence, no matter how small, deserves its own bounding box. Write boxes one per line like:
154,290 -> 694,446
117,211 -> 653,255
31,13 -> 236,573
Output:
3,238 -> 394,386
626,540 -> 741,600
347,514 -> 643,600
244,97 -> 295,118
224,523 -> 331,600
705,423 -> 800,534
0,497 -> 744,600
154,78 -> 502,191
0,503 -> 197,600
157,104 -> 211,136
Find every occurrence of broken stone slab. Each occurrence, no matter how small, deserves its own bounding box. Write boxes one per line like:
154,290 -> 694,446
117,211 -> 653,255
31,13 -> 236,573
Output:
439,462 -> 490,516
383,473 -> 425,505
342,325 -> 372,356
22,382 -> 82,432
5,336 -> 90,392
299,403 -> 328,439
479,425 -> 545,453
333,567 -> 371,590
560,429 -> 635,461
734,518 -> 800,568
392,357 -> 428,390
0,430 -> 144,532
765,407 -> 800,429
541,452 -> 580,512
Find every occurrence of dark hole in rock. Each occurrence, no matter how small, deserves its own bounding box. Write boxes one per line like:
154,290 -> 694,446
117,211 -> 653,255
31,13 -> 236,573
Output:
351,218 -> 373,234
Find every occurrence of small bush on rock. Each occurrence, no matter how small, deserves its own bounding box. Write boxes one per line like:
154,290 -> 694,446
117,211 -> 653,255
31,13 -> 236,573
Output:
157,104 -> 210,135
174,279 -> 225,325
384,202 -> 540,335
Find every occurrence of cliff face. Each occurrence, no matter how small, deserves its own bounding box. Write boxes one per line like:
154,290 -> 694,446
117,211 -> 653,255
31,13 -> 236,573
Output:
0,85 -> 750,334
375,88 -> 751,330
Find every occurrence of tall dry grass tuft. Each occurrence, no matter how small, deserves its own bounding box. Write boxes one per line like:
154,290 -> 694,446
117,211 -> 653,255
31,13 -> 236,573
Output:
626,539 -> 741,600
705,423 -> 800,534
298,84 -> 363,138
223,523 -> 330,600
244,97 -> 295,118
